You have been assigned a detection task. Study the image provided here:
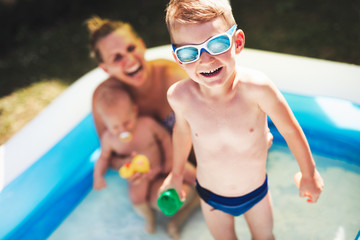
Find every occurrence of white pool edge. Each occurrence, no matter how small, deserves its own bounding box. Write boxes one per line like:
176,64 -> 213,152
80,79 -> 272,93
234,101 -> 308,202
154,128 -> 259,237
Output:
1,46 -> 359,191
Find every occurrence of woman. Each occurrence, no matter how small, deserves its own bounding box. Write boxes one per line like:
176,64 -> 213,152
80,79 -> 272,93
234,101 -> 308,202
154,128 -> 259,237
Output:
88,17 -> 187,137
87,16 -> 197,239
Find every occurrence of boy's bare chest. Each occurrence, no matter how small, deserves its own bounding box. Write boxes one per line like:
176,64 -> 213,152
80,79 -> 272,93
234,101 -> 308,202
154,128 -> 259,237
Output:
186,99 -> 263,144
189,97 -> 256,125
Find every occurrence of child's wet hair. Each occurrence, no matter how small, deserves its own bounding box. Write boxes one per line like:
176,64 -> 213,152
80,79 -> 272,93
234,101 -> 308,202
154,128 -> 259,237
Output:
86,16 -> 140,63
96,79 -> 136,111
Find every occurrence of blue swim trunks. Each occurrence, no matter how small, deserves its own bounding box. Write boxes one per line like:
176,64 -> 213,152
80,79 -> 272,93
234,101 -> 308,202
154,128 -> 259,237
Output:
195,175 -> 268,216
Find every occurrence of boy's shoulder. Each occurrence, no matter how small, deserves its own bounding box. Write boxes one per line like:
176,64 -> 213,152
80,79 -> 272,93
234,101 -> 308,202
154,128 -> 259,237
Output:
167,78 -> 194,110
235,66 -> 279,103
236,66 -> 269,84
167,78 -> 193,97
235,66 -> 271,91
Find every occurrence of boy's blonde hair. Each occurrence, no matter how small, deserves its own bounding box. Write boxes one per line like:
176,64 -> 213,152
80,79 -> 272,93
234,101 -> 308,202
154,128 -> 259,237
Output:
86,16 -> 140,63
165,0 -> 236,41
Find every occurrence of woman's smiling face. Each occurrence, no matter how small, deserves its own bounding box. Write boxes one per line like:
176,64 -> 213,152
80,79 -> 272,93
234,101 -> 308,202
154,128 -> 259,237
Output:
97,29 -> 148,87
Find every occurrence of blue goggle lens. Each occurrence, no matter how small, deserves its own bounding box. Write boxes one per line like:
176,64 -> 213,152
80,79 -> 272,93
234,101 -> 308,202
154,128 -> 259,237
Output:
177,47 -> 199,63
207,35 -> 231,54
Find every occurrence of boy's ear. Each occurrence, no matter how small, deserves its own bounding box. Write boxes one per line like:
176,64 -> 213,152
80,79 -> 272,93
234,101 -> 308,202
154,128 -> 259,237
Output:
235,29 -> 245,54
172,51 -> 183,66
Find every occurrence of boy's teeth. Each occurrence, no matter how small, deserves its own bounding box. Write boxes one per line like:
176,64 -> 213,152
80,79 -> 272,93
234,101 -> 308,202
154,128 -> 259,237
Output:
201,67 -> 222,76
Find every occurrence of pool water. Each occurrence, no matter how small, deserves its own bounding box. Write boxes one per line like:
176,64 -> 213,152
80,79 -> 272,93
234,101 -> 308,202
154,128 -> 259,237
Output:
49,145 -> 360,240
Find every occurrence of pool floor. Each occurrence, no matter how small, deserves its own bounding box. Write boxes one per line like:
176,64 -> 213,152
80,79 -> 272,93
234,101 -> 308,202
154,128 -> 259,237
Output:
49,145 -> 360,240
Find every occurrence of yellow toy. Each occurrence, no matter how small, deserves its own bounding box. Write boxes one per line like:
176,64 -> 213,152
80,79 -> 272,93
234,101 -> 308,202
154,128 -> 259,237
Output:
132,154 -> 150,173
119,154 -> 150,178
119,163 -> 135,178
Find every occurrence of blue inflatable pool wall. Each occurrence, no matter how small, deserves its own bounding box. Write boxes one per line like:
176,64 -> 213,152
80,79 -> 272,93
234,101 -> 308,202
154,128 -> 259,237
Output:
0,114 -> 100,239
0,92 -> 359,239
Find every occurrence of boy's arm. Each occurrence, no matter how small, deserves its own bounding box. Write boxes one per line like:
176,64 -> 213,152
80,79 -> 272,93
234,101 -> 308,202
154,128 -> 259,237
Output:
256,79 -> 324,202
159,84 -> 193,200
151,117 -> 197,188
93,132 -> 113,190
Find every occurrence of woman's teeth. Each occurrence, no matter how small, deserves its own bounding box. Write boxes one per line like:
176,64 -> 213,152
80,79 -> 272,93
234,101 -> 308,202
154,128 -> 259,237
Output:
126,65 -> 142,76
201,67 -> 222,77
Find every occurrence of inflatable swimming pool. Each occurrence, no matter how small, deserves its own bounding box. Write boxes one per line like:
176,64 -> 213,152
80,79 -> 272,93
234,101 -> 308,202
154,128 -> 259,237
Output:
1,46 -> 359,239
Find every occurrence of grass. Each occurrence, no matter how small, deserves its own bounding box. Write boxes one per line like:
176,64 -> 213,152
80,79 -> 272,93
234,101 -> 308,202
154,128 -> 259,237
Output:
0,81 -> 68,144
0,0 -> 359,144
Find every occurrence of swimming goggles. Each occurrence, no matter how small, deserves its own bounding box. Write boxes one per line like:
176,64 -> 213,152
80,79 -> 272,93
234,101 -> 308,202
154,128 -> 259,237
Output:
172,24 -> 237,64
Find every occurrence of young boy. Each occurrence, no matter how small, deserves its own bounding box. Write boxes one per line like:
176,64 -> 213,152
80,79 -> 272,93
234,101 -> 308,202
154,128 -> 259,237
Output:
159,0 -> 324,239
93,83 -> 198,237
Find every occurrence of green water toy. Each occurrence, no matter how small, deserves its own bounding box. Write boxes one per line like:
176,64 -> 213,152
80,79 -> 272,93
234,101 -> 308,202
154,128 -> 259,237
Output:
157,189 -> 184,216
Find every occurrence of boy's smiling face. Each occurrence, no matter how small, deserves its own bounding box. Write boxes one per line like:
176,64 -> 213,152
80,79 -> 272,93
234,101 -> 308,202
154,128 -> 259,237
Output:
171,17 -> 244,89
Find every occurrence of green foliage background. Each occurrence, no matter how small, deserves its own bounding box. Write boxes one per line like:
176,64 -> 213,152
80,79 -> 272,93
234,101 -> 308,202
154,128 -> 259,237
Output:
0,0 -> 359,97
0,0 -> 359,144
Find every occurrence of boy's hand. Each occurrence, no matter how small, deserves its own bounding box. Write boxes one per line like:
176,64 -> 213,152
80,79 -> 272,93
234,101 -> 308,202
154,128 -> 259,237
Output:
294,170 -> 324,203
159,172 -> 186,201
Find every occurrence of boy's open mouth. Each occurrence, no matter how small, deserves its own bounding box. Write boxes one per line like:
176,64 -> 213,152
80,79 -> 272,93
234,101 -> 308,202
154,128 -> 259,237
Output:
200,67 -> 222,77
125,65 -> 143,77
